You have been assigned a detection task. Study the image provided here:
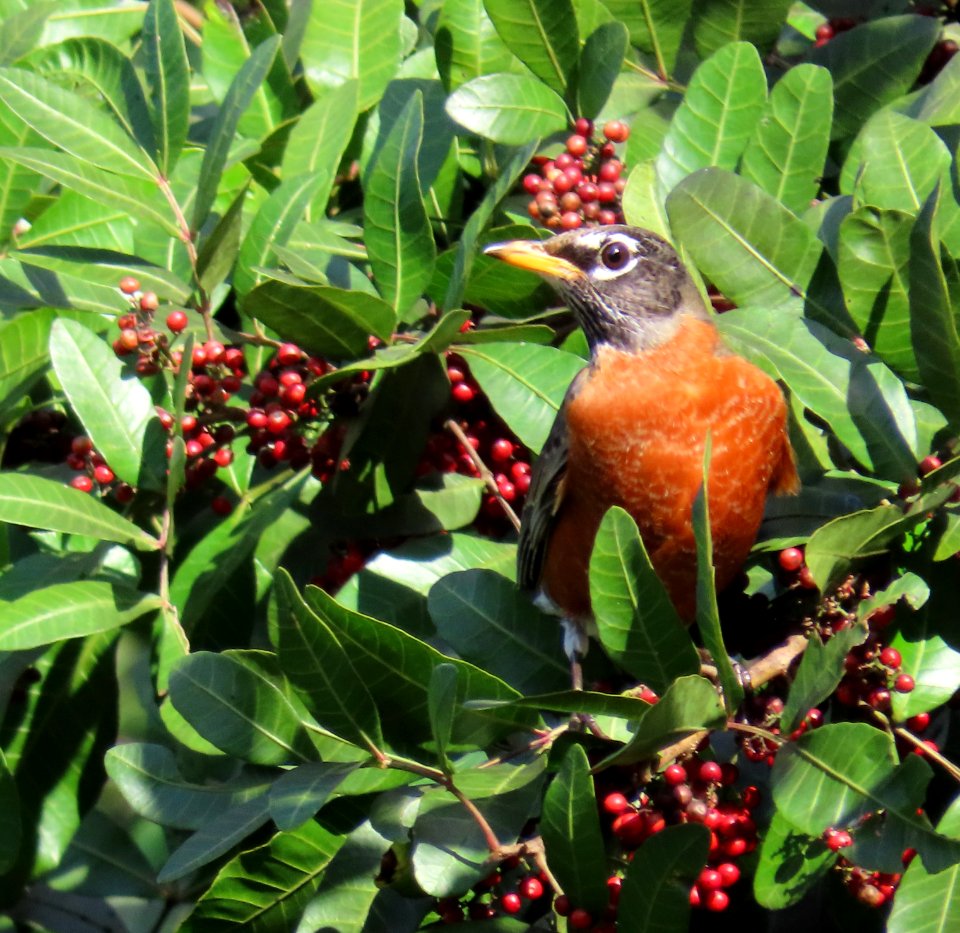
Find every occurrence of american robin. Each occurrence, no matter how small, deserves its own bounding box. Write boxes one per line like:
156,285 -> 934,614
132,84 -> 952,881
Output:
484,226 -> 799,666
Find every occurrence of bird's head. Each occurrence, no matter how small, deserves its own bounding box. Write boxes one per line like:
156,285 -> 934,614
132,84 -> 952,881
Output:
483,225 -> 709,352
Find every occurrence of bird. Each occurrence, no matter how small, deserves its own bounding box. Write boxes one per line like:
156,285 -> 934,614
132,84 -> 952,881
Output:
483,226 -> 799,677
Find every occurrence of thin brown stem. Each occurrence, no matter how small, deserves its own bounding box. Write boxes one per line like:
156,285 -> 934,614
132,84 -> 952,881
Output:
893,724 -> 960,783
444,419 -> 521,532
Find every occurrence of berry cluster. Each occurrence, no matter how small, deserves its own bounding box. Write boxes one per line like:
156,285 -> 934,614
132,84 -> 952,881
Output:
813,16 -> 859,47
598,755 -> 757,916
422,353 -> 533,536
522,119 -> 630,231
66,435 -> 132,501
431,856 -> 552,925
835,637 -> 915,711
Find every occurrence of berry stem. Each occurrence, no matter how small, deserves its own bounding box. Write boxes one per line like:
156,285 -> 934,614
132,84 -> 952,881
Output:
888,720 -> 960,783
444,418 -> 521,532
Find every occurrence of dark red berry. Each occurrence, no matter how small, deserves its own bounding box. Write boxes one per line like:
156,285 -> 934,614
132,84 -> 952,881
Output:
894,674 -> 915,693
520,876 -> 544,899
704,889 -> 729,912
699,761 -> 723,784
211,496 -> 233,516
907,712 -> 930,732
880,647 -> 902,669
569,908 -> 593,930
815,22 -> 834,41
93,464 -> 114,484
276,343 -> 302,366
267,410 -> 291,435
603,792 -> 631,814
70,475 -> 94,493
566,134 -> 588,157
452,382 -> 475,403
919,455 -> 942,475
523,173 -> 542,195
698,868 -> 722,890
717,862 -> 740,887
554,894 -> 571,916
663,763 -> 687,785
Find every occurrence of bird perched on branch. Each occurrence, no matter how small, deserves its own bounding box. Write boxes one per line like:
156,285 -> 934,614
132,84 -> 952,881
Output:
484,226 -> 798,678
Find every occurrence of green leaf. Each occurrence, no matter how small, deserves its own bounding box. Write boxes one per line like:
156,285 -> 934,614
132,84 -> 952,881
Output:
890,566 -> 960,721
600,675 -> 726,768
837,207 -> 916,379
904,53 -> 960,127
0,146 -> 179,237
781,623 -> 868,734
234,172 -> 327,296
445,73 -> 568,144
180,822 -> 349,933
0,474 -> 157,550
428,569 -> 569,694
0,66 -> 155,179
618,824 -> 710,933
540,743 -> 608,914
281,80 -> 358,216
159,796 -> 273,884
667,168 -> 823,310
299,0 -> 403,110
443,142 -> 537,311
0,100 -> 39,249
753,811 -> 832,909
337,532 -> 516,635
621,160 -> 671,239
589,507 -> 699,692
193,35 -> 280,232
910,188 -> 960,426
168,649 -> 322,765
105,742 -> 273,831
268,762 -> 360,831
717,306 -> 918,481
273,569 -> 383,751
692,440 -> 743,715
428,664 -> 457,770
691,0 -> 792,57
436,0 -> 517,92
888,795 -> 960,933
301,584 -> 537,750
602,0 -> 691,77
740,63 -> 833,216
245,281 -> 397,360
656,42 -> 767,195
142,0 -> 189,174
805,505 -> 923,592
364,92 -> 435,316
197,183 -> 247,294
849,113 -> 951,214
0,309 -> 54,419
0,581 -> 160,650
774,723 -> 960,873
810,15 -> 940,140
482,0 -> 578,95
575,21 -> 628,120
49,318 -> 164,490
20,36 -> 155,157
459,342 -> 585,454
0,750 -> 20,875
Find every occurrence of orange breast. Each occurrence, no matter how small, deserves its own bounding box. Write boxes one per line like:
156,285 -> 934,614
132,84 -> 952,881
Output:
541,316 -> 796,622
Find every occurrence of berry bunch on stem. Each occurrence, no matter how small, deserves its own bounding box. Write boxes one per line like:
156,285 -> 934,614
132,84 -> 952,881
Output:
523,119 -> 630,231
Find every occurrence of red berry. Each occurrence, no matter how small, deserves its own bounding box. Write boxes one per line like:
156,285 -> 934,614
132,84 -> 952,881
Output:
185,439 -> 203,458
452,382 -> 475,403
447,366 -> 464,384
704,889 -> 729,912
699,761 -> 723,784
71,436 -> 93,457
907,712 -> 930,732
500,892 -> 522,914
554,894 -> 571,916
602,792 -> 631,814
560,211 -> 582,230
914,739 -> 938,757
717,862 -> 740,887
282,383 -> 307,405
663,763 -> 687,786
93,464 -> 114,484
919,455 -> 941,475
611,810 -> 646,846
139,291 -> 159,311
597,181 -> 617,203
798,565 -> 817,589
698,868 -> 723,890
267,410 -> 291,435
276,343 -> 302,366
166,310 -> 188,332
778,546 -> 804,572
119,275 -> 140,294
211,495 -> 233,516
520,876 -> 544,899
574,117 -> 593,137
880,647 -> 902,669
569,908 -> 593,930
204,340 -> 225,363
598,159 -> 622,182
70,475 -> 94,493
602,120 -> 629,143
824,828 -> 853,851
815,22 -> 834,41
114,483 -> 134,503
523,173 -> 542,195
566,134 -> 588,156
894,674 -> 915,693
597,209 -> 618,226
213,447 -> 233,468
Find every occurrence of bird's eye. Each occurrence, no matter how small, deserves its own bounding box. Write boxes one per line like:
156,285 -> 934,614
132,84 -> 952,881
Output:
600,241 -> 630,270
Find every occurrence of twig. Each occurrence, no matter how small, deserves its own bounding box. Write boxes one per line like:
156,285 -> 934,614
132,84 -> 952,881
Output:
892,723 -> 960,783
491,836 -> 563,894
742,632 -> 809,690
445,419 -> 521,532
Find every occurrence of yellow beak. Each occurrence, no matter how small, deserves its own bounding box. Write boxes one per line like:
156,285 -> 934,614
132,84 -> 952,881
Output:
482,239 -> 584,282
